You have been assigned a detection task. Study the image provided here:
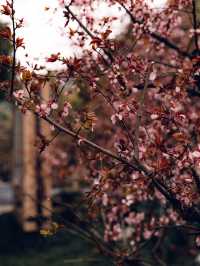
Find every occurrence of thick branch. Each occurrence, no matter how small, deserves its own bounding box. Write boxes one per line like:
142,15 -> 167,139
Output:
40,114 -> 200,223
43,115 -> 140,171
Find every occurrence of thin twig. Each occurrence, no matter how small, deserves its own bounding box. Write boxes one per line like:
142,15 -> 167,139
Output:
23,192 -> 116,259
64,6 -> 138,148
65,5 -> 113,63
134,63 -> 152,159
192,0 -> 199,51
118,1 -> 191,58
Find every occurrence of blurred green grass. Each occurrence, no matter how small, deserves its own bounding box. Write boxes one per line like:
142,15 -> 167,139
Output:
0,243 -> 109,266
0,213 -> 111,266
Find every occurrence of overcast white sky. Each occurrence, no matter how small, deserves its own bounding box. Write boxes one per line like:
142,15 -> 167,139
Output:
0,0 -> 167,71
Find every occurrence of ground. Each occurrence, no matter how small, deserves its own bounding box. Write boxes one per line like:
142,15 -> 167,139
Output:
0,213 -> 199,266
0,213 -> 111,266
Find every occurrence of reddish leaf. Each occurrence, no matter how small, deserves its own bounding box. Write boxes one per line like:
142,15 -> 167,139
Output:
6,1 -> 12,8
90,37 -> 102,49
21,70 -> 32,81
0,55 -> 12,65
0,27 -> 11,39
101,29 -> 112,40
69,27 -> 76,37
46,53 -> 60,62
172,132 -> 187,143
1,4 -> 11,15
16,37 -> 25,48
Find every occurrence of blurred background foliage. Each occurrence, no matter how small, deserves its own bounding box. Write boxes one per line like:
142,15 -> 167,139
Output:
0,22 -> 12,181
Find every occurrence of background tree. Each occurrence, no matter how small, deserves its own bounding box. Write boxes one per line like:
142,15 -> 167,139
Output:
0,20 -> 12,181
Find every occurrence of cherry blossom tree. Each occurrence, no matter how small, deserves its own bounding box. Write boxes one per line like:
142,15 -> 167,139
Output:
1,0 -> 200,265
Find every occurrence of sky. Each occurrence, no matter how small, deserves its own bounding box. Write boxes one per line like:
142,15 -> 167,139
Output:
0,0 -> 167,71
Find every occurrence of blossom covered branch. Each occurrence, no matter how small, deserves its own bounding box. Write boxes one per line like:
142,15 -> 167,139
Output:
1,0 -> 200,265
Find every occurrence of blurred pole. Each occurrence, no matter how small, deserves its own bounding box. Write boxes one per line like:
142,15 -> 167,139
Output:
197,1 -> 200,23
22,109 -> 38,231
12,82 -> 52,232
40,82 -> 52,229
12,107 -> 23,215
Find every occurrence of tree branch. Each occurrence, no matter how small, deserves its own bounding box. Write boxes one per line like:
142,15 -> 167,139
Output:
118,1 -> 191,58
36,112 -> 200,223
134,63 -> 152,159
192,0 -> 199,51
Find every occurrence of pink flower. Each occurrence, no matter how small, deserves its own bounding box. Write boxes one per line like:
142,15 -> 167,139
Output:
143,230 -> 152,240
196,236 -> 200,247
111,113 -> 123,124
36,103 -> 51,117
51,102 -> 58,110
61,102 -> 72,117
13,89 -> 25,100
